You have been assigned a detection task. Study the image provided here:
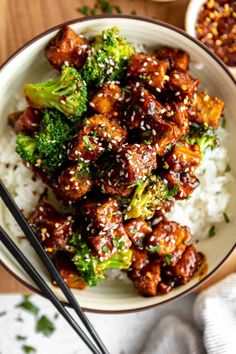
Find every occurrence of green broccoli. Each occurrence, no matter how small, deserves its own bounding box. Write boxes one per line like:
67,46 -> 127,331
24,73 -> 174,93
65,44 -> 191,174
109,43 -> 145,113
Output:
125,175 -> 169,220
82,26 -> 135,86
24,66 -> 87,122
16,133 -> 38,165
16,109 -> 72,175
185,124 -> 219,153
71,234 -> 133,286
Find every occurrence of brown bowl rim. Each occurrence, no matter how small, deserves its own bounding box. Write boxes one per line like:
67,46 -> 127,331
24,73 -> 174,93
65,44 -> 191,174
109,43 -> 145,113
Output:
0,14 -> 235,314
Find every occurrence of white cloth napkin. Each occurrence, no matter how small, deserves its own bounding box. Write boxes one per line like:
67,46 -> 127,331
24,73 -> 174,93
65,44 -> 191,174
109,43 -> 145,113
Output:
141,273 -> 236,354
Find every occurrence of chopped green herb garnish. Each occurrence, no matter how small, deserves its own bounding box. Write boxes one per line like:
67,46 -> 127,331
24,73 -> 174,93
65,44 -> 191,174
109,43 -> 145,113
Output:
164,254 -> 172,265
147,245 -> 161,253
102,245 -> 110,253
22,345 -> 36,354
221,117 -> 226,128
143,140 -> 152,145
77,6 -> 90,15
142,130 -> 151,137
15,315 -> 24,322
223,212 -> 230,223
16,295 -> 39,316
130,9 -> 137,15
36,315 -> 55,337
130,228 -> 137,235
167,183 -> 179,199
83,136 -> 95,151
225,164 -> 231,173
16,335 -> 27,341
208,225 -> 216,238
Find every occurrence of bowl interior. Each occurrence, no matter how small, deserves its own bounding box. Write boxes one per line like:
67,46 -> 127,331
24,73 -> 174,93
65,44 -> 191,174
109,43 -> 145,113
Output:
0,17 -> 235,312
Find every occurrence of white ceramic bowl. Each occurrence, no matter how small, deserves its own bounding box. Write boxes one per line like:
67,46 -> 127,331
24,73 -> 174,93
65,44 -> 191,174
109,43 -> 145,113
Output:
0,16 -> 236,313
185,0 -> 236,78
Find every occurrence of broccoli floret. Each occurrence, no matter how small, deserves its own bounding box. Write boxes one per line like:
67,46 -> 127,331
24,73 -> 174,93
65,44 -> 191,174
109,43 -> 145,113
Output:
82,27 -> 135,86
16,133 -> 38,165
125,175 -> 169,220
16,109 -> 72,175
71,234 -> 133,286
185,124 -> 219,153
24,66 -> 87,122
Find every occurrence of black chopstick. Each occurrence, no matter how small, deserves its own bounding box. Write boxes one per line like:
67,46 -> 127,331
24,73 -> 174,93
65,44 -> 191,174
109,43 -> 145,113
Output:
0,180 -> 109,354
0,225 -> 100,354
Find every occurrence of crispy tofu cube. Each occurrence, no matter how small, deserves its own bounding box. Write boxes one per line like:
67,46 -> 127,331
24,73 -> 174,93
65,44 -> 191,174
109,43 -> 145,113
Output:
115,144 -> 157,184
168,70 -> 199,105
166,142 -> 202,173
88,224 -> 131,261
55,163 -> 92,203
146,221 -> 192,266
128,53 -> 169,90
162,170 -> 199,200
133,260 -> 161,297
124,219 -> 152,248
128,248 -> 149,280
45,26 -> 89,70
165,102 -> 190,136
124,86 -> 164,129
8,107 -> 41,135
81,197 -> 122,231
53,252 -> 86,289
156,47 -> 190,72
101,167 -> 134,197
169,245 -> 204,284
68,114 -> 127,161
91,83 -> 123,115
190,91 -> 224,128
29,200 -> 74,252
140,115 -> 182,156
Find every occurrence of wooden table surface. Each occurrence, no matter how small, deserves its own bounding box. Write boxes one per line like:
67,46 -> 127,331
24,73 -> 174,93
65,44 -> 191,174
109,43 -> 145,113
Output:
0,0 -> 235,293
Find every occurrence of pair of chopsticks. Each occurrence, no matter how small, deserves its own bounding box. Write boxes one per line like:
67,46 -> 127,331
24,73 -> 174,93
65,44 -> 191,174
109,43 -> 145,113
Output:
0,180 -> 109,354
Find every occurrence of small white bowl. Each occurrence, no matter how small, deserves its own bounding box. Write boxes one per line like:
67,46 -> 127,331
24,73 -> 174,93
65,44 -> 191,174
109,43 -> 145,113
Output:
185,0 -> 236,78
0,15 -> 236,313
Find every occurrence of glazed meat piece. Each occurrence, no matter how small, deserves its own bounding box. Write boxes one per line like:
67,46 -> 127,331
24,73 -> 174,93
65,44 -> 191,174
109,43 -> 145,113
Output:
101,167 -> 134,197
68,114 -> 127,162
115,144 -> 157,184
88,224 -> 131,261
53,252 -> 86,289
29,200 -> 74,252
165,102 -> 189,136
81,197 -> 122,231
8,107 -> 41,135
168,70 -> 199,105
133,260 -> 161,297
167,245 -> 203,285
124,219 -> 152,248
91,83 -> 124,115
156,47 -> 190,72
190,91 -> 224,128
162,170 -> 199,200
127,53 -> 169,90
165,142 -> 202,173
128,248 -> 149,280
140,115 -> 182,156
55,163 -> 92,203
124,86 -> 164,129
146,221 -> 192,266
45,25 -> 89,70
